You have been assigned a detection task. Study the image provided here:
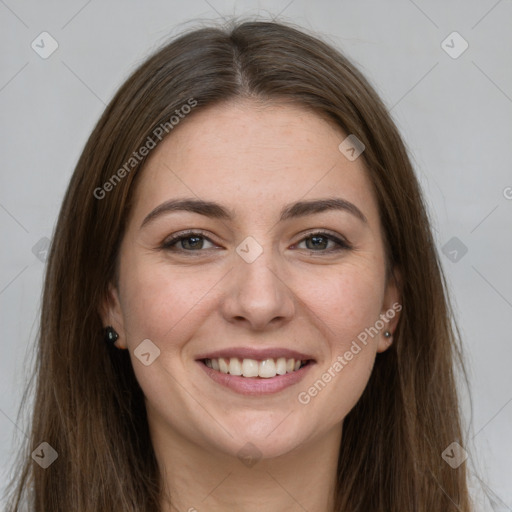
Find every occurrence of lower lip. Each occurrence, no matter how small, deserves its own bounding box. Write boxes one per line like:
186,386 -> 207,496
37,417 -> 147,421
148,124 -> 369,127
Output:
197,360 -> 315,395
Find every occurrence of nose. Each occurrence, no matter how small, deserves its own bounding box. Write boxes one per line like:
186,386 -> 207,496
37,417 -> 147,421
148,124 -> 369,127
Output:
219,248 -> 296,331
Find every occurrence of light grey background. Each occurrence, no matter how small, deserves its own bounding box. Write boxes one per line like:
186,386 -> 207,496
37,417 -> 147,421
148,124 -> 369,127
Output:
1,0 -> 511,509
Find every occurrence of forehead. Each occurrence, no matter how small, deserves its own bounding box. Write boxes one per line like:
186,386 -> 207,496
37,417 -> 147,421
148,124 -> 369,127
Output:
130,99 -> 380,227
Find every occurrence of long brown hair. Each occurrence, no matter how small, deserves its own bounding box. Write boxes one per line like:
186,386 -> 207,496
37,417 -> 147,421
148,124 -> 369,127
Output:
5,20 -> 472,511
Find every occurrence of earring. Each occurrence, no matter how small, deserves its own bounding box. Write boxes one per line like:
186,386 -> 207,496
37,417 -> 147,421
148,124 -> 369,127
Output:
105,326 -> 119,345
384,330 -> 392,338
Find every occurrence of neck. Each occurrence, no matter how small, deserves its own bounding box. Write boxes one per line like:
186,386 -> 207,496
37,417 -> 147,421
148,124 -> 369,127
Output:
151,419 -> 342,512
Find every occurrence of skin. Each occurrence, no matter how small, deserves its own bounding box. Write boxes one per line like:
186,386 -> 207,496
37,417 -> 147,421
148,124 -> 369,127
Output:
102,99 -> 401,512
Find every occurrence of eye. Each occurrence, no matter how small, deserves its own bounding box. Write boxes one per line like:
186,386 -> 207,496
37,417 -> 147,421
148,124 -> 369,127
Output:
160,230 -> 352,254
295,231 -> 352,252
161,231 -> 218,251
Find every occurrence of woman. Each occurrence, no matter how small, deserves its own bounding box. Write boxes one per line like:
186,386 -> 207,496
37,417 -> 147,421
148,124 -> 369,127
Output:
5,20 -> 472,511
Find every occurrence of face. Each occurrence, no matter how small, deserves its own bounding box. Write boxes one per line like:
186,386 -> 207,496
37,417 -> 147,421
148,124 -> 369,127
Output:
103,99 -> 400,460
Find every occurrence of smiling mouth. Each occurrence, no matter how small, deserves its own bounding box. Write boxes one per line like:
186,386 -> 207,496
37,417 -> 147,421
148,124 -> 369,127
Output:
201,357 -> 313,379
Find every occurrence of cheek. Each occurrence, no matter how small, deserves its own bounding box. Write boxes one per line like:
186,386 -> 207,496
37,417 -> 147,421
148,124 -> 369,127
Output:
118,255 -> 220,349
293,264 -> 384,417
297,261 -> 385,345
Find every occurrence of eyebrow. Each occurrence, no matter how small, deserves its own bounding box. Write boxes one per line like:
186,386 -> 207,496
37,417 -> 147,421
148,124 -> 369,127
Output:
140,197 -> 367,228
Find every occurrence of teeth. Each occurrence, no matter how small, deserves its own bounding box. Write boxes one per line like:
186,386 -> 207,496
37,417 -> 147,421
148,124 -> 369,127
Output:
276,357 -> 287,375
229,357 -> 242,376
204,357 -> 307,378
259,358 -> 276,378
242,358 -> 259,377
218,357 -> 229,373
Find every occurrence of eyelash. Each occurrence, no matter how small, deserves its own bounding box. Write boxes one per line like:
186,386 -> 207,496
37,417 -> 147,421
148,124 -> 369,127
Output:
160,229 -> 352,254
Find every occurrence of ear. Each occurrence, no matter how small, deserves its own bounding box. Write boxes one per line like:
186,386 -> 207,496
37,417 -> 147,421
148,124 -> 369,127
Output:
99,282 -> 127,349
376,266 -> 402,354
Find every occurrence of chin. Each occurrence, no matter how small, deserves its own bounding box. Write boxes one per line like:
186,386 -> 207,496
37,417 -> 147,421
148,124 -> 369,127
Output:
202,419 -> 311,462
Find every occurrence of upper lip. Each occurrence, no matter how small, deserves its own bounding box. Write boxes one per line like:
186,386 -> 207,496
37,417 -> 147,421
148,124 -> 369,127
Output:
195,347 -> 315,361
